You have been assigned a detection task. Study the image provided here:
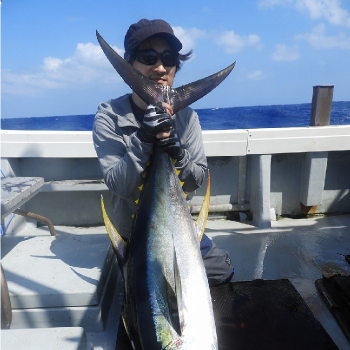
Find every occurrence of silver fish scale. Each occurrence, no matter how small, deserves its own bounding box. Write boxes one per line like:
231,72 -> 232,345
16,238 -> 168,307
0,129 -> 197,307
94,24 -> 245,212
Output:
145,154 -> 182,347
145,154 -> 217,349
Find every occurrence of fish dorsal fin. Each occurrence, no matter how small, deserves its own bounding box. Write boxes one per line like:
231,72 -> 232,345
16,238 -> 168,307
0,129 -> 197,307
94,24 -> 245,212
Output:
101,195 -> 128,264
96,30 -> 236,114
195,170 -> 210,242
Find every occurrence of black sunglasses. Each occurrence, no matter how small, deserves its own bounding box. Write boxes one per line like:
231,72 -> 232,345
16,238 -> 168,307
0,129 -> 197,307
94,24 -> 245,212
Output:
135,49 -> 178,67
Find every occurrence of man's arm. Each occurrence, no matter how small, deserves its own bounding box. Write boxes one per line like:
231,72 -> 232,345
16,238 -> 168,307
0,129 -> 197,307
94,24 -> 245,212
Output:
93,113 -> 153,199
93,103 -> 174,199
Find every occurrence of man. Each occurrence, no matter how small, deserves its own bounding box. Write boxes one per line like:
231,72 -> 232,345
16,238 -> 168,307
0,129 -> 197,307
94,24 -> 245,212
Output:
93,19 -> 234,286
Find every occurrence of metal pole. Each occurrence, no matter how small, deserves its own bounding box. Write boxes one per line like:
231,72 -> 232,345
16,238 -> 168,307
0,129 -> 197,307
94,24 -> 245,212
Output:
310,85 -> 334,126
237,156 -> 247,206
192,202 -> 250,214
300,85 -> 334,208
1,263 -> 12,329
14,209 -> 56,236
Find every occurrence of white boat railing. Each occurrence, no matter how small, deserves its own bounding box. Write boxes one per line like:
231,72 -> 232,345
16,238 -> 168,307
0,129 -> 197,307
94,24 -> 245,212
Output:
1,124 -> 350,158
2,125 -> 350,228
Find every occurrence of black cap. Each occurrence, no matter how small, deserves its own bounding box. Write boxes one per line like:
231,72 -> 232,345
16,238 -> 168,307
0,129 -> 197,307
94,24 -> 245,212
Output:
124,19 -> 182,59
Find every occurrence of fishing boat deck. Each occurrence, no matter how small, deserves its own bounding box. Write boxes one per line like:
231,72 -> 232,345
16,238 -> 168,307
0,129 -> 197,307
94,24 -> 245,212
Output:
2,215 -> 350,349
91,214 -> 350,350
205,214 -> 350,350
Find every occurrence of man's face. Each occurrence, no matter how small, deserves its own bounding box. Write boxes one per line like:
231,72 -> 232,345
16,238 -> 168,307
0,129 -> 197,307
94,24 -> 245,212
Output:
132,37 -> 176,87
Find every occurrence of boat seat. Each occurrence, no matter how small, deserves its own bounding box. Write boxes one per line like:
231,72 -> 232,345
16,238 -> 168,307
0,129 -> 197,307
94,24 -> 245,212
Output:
1,327 -> 93,350
42,179 -> 108,192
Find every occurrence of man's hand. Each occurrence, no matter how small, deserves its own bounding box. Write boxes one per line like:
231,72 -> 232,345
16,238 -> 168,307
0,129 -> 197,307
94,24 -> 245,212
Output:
137,103 -> 173,143
156,102 -> 173,139
156,128 -> 186,162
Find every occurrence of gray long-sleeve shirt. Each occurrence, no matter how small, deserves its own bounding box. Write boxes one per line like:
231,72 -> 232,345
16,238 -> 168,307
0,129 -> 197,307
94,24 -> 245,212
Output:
93,94 -> 207,238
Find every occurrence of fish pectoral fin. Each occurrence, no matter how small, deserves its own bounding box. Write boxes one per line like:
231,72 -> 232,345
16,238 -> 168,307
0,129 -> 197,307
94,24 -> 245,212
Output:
195,170 -> 210,242
101,195 -> 128,264
174,254 -> 185,337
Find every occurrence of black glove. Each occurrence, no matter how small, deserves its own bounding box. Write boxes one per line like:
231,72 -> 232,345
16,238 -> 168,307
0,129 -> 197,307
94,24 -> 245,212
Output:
137,103 -> 173,143
156,128 -> 186,162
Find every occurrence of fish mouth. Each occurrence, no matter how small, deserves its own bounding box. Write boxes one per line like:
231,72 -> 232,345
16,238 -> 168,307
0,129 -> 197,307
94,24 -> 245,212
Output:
96,30 -> 236,114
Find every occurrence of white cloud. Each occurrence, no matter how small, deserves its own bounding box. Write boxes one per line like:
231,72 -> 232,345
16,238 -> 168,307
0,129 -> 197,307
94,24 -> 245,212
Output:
216,30 -> 263,53
248,70 -> 264,80
73,42 -> 124,67
272,43 -> 301,60
295,23 -> 350,48
43,57 -> 67,72
2,69 -> 66,95
2,42 -> 124,95
297,0 -> 350,27
173,26 -> 263,55
258,0 -> 350,27
172,26 -> 206,53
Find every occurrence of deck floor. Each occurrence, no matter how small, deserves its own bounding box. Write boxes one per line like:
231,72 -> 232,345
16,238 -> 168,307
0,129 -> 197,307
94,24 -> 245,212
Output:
205,214 -> 350,350
95,214 -> 350,350
5,215 -> 350,349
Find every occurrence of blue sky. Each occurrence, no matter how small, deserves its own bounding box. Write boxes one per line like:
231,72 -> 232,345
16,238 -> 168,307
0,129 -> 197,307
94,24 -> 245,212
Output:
1,0 -> 350,119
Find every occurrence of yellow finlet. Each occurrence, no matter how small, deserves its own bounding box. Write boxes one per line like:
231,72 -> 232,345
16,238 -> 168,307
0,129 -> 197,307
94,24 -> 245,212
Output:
138,184 -> 143,191
142,172 -> 147,178
172,159 -> 177,164
146,162 -> 150,167
122,315 -> 130,338
121,311 -> 131,340
175,169 -> 180,175
179,180 -> 184,187
135,199 -> 139,205
131,214 -> 135,219
183,192 -> 188,198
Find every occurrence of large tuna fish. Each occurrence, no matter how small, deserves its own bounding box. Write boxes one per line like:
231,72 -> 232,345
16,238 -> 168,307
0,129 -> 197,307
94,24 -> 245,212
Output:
97,30 -> 235,349
101,153 -> 214,349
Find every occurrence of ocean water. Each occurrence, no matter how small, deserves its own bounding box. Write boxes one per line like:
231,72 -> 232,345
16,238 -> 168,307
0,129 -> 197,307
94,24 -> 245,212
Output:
1,101 -> 349,131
